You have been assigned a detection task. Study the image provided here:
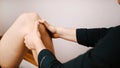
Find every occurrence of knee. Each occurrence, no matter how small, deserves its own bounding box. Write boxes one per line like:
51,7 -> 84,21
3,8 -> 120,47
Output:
14,12 -> 41,26
21,12 -> 39,17
11,12 -> 41,34
20,12 -> 40,19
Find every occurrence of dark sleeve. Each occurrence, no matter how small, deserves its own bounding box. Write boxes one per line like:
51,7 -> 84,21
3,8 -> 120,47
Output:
76,28 -> 109,47
38,49 -> 62,68
38,49 -> 109,68
38,49 -> 90,68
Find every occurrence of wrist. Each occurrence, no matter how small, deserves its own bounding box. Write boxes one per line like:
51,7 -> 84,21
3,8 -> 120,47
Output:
56,27 -> 65,38
36,46 -> 46,55
35,40 -> 46,55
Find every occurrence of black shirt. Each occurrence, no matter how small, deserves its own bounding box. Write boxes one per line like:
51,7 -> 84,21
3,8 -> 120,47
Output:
38,25 -> 120,68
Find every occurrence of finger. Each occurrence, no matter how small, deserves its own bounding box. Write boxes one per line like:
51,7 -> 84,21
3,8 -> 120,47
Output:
24,35 -> 28,43
24,37 -> 33,49
39,19 -> 45,23
24,40 -> 30,49
24,36 -> 29,45
24,35 -> 31,45
39,20 -> 50,29
34,21 -> 39,32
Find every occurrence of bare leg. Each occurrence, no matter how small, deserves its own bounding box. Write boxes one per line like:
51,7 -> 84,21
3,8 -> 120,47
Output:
0,13 -> 40,68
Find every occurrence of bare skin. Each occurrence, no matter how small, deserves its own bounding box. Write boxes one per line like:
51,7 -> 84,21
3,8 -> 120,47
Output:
0,13 -> 40,68
118,0 -> 120,4
40,20 -> 77,42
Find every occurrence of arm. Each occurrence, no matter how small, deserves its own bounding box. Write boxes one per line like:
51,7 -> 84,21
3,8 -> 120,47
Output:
38,49 -> 62,68
39,20 -> 110,47
38,27 -> 120,68
56,27 -> 77,42
39,20 -> 77,42
76,28 -> 109,47
24,21 -> 118,68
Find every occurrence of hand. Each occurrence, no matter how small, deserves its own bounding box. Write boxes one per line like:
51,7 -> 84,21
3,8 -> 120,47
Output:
39,20 -> 59,38
39,20 -> 77,42
24,21 -> 45,50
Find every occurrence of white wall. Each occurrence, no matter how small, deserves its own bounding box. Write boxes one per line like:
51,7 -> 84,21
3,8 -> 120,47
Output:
0,0 -> 120,63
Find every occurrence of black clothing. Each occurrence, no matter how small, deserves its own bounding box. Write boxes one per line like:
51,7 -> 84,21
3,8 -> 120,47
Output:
38,25 -> 120,68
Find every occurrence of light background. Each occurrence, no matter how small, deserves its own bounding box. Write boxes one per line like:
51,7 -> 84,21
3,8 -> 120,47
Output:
0,0 -> 120,68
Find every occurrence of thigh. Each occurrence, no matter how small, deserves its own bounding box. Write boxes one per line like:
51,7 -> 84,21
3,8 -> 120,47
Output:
0,13 -> 40,67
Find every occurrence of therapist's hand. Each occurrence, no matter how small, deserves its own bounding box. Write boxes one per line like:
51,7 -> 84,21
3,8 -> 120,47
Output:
39,20 -> 77,42
24,21 -> 46,53
39,20 -> 60,38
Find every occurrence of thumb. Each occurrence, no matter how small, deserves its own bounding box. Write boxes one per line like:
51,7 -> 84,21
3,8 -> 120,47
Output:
34,21 -> 39,32
39,20 -> 56,33
39,20 -> 50,29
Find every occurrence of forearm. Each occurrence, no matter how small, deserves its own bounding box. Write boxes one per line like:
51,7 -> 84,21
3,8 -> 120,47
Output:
30,41 -> 46,66
56,27 -> 77,42
76,28 -> 109,47
38,49 -> 62,68
32,50 -> 38,65
35,40 -> 46,56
